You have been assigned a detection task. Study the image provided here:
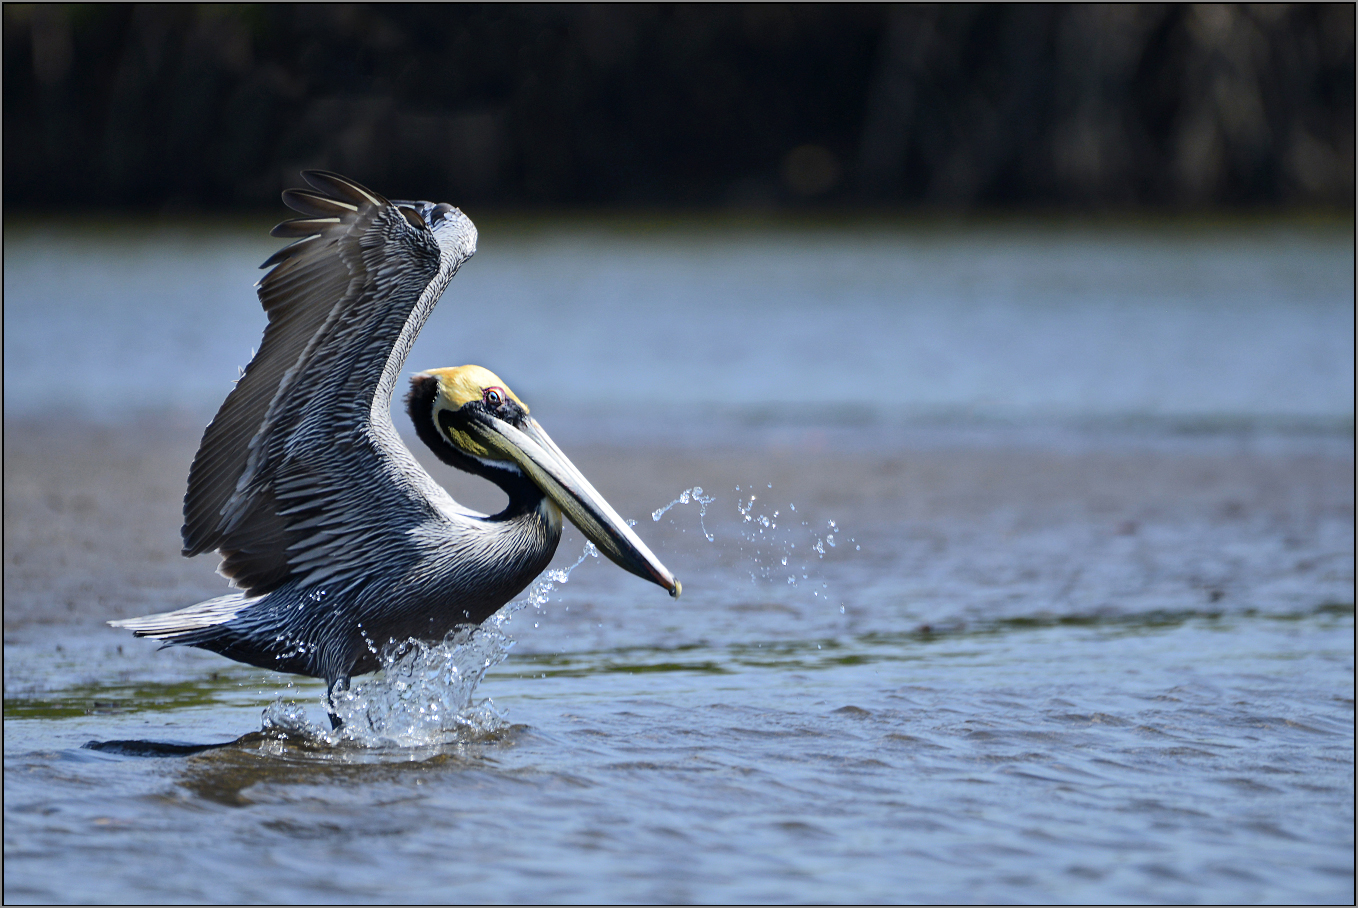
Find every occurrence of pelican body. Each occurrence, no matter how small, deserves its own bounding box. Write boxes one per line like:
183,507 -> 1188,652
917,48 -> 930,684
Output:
112,172 -> 678,708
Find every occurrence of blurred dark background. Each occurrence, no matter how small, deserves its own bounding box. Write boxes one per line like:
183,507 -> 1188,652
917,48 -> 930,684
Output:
4,3 -> 1353,212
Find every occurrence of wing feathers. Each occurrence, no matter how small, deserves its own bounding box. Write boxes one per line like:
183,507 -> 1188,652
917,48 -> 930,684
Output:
270,218 -> 341,240
398,206 -> 428,230
303,170 -> 389,208
282,188 -> 358,217
259,234 -> 318,267
180,171 -> 476,598
183,254 -> 355,560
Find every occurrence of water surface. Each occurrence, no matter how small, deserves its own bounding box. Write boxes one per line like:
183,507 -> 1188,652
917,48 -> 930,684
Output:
4,220 -> 1353,903
5,218 -> 1353,423
5,598 -> 1352,903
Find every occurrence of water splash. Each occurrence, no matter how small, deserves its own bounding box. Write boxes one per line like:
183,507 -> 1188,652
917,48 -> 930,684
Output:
655,482 -> 851,607
261,544 -> 601,748
732,485 -> 851,607
652,486 -> 716,541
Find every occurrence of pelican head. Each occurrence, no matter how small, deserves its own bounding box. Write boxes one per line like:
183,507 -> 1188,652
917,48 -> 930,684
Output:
410,365 -> 681,598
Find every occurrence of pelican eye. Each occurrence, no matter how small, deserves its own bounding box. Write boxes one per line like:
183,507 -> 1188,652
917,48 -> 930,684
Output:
483,387 -> 504,407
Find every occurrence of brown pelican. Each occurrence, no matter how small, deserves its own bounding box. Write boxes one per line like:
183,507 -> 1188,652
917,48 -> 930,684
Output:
111,171 -> 679,721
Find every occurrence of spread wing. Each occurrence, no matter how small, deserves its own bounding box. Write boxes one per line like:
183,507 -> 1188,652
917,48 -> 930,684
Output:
181,171 -> 477,597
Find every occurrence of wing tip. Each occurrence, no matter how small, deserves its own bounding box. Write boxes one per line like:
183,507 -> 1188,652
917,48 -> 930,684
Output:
301,170 -> 389,208
282,188 -> 358,217
259,233 -> 320,269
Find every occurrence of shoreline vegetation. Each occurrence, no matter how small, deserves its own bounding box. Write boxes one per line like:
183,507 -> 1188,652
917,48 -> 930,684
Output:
5,5 -> 1353,214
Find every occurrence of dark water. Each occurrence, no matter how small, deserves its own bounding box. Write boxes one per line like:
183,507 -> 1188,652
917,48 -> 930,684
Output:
3,221 -> 1354,903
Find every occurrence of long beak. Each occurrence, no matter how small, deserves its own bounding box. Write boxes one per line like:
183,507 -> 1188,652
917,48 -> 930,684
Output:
466,414 -> 681,598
